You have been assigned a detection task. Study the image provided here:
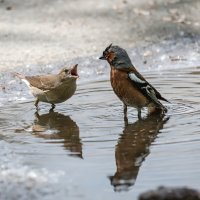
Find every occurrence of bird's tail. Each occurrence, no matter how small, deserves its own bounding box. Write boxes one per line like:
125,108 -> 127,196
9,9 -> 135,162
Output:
159,95 -> 171,103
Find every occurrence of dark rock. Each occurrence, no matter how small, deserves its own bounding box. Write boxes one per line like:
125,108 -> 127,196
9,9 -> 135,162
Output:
139,186 -> 200,200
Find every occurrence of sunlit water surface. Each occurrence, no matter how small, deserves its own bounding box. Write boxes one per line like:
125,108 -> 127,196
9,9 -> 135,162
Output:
1,38 -> 200,200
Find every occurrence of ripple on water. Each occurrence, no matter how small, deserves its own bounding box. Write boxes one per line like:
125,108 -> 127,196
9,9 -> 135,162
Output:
166,100 -> 200,116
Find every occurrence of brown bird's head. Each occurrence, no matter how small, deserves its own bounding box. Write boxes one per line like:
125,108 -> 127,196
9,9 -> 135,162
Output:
59,64 -> 79,82
99,44 -> 133,69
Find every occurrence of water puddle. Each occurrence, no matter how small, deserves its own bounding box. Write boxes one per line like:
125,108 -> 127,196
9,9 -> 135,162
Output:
1,37 -> 200,199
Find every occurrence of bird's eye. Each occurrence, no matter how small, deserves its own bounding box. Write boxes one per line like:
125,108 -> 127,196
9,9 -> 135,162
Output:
64,69 -> 69,73
103,51 -> 107,57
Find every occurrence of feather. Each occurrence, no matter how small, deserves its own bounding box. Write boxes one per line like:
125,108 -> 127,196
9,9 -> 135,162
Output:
128,72 -> 168,108
128,73 -> 146,85
25,75 -> 60,91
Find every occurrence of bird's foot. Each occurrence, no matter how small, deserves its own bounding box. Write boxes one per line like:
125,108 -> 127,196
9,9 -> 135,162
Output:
124,115 -> 128,126
34,99 -> 40,111
123,104 -> 129,125
49,104 -> 55,112
137,109 -> 142,120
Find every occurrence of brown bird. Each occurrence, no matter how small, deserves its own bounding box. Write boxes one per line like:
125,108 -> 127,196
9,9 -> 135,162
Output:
99,44 -> 169,119
15,64 -> 78,111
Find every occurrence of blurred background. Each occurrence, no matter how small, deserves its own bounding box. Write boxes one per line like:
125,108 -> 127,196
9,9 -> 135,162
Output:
0,0 -> 200,69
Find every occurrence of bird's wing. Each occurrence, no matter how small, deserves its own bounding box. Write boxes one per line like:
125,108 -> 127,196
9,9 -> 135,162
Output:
25,75 -> 60,91
128,72 -> 168,108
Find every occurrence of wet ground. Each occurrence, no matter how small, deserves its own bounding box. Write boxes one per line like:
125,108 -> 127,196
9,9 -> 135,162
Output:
0,36 -> 200,200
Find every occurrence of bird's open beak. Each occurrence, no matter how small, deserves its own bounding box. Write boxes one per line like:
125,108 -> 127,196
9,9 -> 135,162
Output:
99,55 -> 106,60
70,64 -> 79,78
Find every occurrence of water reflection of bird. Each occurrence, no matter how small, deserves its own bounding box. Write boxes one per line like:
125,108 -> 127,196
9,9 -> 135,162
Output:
15,64 -> 79,111
109,113 -> 169,192
32,111 -> 82,158
99,44 -> 169,120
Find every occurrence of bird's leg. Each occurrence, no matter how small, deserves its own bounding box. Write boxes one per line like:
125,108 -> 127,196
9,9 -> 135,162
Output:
49,104 -> 55,112
123,104 -> 128,125
34,111 -> 40,118
34,99 -> 39,110
137,108 -> 142,120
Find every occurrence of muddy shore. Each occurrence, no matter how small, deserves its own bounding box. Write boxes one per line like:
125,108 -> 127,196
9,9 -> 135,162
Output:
0,0 -> 200,69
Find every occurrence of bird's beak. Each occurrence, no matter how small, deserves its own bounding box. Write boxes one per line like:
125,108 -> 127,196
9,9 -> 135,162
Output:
99,55 -> 106,60
70,64 -> 79,78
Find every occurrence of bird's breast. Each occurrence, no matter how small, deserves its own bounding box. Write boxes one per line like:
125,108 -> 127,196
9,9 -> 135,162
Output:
46,81 -> 77,103
33,81 -> 77,104
110,66 -> 149,108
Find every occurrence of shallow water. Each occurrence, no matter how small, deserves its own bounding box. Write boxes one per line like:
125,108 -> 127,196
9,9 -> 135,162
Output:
1,38 -> 200,200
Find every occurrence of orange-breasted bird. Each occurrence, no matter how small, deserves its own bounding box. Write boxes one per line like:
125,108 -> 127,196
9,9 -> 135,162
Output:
99,44 -> 169,119
15,64 -> 78,111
